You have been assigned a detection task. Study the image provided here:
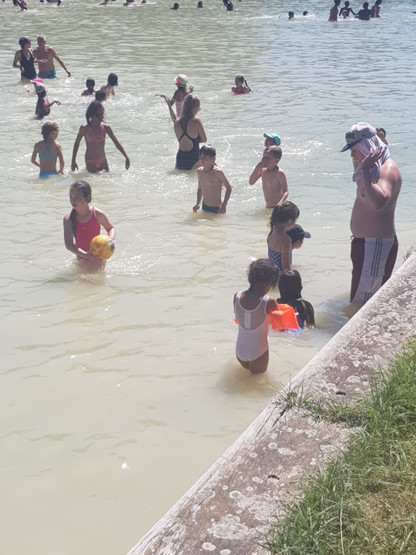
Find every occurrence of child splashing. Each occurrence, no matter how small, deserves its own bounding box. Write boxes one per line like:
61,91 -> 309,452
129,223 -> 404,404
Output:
278,270 -> 315,329
63,181 -> 116,272
267,201 -> 299,274
31,121 -> 64,178
234,259 -> 279,374
71,101 -> 130,173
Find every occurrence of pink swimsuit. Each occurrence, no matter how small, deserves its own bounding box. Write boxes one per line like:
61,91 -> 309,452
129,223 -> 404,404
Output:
84,123 -> 107,170
75,206 -> 100,252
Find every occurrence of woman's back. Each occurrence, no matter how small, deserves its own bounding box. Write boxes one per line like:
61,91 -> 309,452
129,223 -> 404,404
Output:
174,117 -> 200,151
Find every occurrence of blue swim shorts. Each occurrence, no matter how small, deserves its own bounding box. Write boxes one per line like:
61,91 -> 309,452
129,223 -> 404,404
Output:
38,69 -> 57,79
202,202 -> 219,214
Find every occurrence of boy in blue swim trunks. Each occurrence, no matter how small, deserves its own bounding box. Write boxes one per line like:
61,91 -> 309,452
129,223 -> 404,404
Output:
31,121 -> 64,178
193,145 -> 232,214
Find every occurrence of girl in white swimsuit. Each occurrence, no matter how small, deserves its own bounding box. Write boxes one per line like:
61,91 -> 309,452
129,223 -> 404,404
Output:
234,259 -> 279,374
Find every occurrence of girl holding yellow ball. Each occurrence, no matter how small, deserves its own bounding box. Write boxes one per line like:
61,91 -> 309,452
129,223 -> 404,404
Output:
63,181 -> 116,272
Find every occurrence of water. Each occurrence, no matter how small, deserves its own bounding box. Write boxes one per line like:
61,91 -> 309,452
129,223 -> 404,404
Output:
1,1 -> 415,553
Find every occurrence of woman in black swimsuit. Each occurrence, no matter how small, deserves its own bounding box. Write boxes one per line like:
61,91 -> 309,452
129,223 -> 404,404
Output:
165,94 -> 207,170
13,37 -> 43,81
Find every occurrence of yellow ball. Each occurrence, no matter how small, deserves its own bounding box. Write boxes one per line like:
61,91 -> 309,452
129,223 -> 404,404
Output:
90,235 -> 115,260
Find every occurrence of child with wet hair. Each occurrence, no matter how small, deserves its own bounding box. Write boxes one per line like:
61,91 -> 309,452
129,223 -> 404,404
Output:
267,201 -> 299,274
31,121 -> 64,178
278,270 -> 315,328
34,82 -> 61,120
231,74 -> 251,95
100,73 -> 118,99
82,78 -> 96,96
234,258 -> 279,373
63,180 -> 116,272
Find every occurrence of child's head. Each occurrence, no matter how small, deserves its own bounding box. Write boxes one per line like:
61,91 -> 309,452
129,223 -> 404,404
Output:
95,90 -> 106,102
34,83 -> 47,98
41,121 -> 59,141
182,94 -> 200,120
200,144 -> 216,160
264,145 -> 282,163
270,201 -> 300,230
288,11 -> 294,18
86,78 -> 95,89
19,36 -> 31,49
235,75 -> 245,86
86,100 -> 104,123
363,2 -> 369,8
107,73 -> 118,86
248,259 -> 279,291
263,132 -> 281,148
286,224 -> 311,249
70,180 -> 92,205
174,74 -> 188,89
278,269 -> 303,301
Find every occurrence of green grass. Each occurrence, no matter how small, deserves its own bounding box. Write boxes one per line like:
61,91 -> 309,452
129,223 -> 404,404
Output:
267,340 -> 416,555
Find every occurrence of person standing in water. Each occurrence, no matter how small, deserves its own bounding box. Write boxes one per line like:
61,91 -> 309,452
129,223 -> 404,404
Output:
164,94 -> 207,170
249,146 -> 288,208
341,122 -> 401,308
63,180 -> 116,272
157,74 -> 193,118
31,121 -> 64,178
33,35 -> 71,79
71,101 -> 130,173
328,0 -> 341,21
13,37 -> 45,82
234,259 -> 279,374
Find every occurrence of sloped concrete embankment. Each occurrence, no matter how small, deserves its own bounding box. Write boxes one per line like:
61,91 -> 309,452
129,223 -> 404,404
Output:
129,253 -> 416,555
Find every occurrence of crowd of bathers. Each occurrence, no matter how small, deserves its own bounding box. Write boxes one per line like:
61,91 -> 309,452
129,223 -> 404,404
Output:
9,0 -> 399,375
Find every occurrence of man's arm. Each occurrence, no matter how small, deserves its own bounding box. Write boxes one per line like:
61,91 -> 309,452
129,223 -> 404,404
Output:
357,151 -> 395,211
52,48 -> 71,76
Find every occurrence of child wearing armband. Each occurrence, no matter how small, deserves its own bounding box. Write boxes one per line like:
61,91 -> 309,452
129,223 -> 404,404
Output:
234,259 -> 279,374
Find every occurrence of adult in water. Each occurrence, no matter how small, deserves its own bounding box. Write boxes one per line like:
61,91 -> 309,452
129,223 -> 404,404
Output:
341,122 -> 402,309
164,94 -> 207,170
13,37 -> 45,82
33,35 -> 71,79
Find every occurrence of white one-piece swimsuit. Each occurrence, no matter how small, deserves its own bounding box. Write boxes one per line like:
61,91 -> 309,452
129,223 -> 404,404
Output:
234,292 -> 270,361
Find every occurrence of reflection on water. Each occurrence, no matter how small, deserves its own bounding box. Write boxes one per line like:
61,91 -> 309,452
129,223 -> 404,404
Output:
1,1 -> 415,554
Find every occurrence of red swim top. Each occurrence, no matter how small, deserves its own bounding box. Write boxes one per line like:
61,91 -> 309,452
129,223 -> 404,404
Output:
75,206 -> 100,252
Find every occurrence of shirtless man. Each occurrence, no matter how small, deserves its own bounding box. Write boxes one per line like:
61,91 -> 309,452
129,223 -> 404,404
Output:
341,122 -> 402,308
249,146 -> 288,208
193,145 -> 232,214
33,35 -> 70,79
328,0 -> 341,21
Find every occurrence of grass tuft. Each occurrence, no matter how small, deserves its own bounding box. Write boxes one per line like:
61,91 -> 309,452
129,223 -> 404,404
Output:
267,340 -> 416,554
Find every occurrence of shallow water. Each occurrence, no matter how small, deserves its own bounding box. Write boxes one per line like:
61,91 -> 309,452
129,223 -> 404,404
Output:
1,1 -> 415,553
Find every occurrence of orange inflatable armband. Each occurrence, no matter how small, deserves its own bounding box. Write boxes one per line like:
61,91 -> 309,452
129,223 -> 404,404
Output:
270,304 -> 299,331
